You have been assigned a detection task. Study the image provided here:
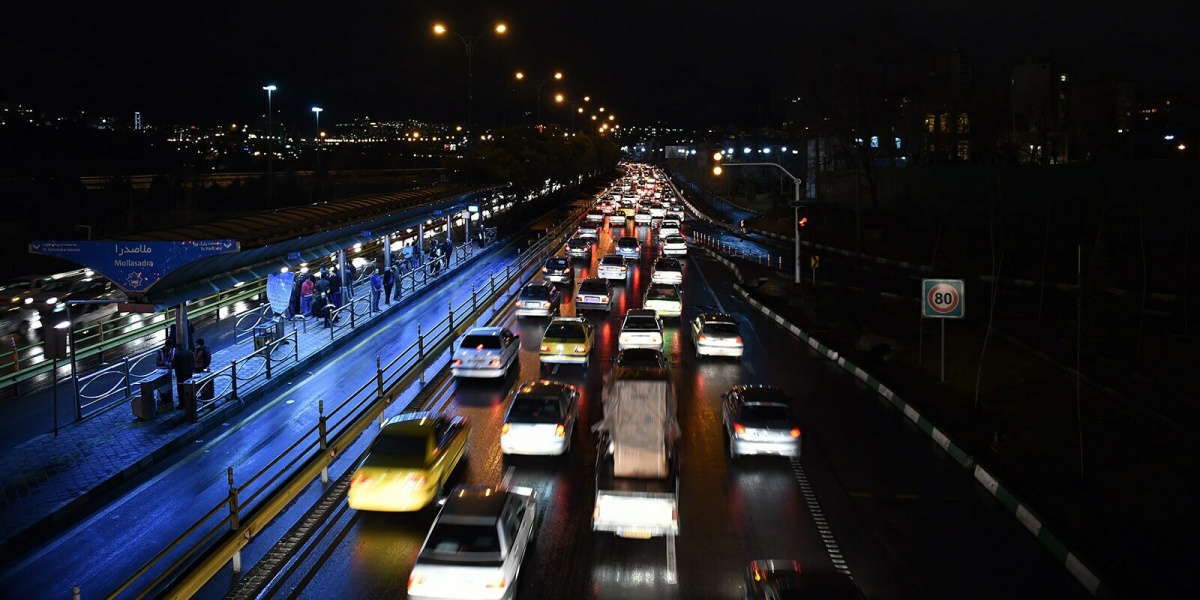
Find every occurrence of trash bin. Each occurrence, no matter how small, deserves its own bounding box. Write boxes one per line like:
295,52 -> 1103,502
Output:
253,322 -> 277,350
179,378 -> 198,422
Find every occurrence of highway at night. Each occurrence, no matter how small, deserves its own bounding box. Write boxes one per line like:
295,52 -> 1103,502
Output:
0,173 -> 1089,600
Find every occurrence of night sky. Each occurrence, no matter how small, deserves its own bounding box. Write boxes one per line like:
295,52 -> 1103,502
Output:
2,0 -> 1195,128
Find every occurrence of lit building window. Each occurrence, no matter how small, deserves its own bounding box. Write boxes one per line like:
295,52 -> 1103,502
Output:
956,140 -> 970,161
870,136 -> 879,148
939,113 -> 950,133
1060,73 -> 1069,82
895,137 -> 902,149
957,113 -> 970,134
925,114 -> 936,133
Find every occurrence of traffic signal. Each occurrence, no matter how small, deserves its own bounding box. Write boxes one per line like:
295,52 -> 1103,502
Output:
797,207 -> 808,228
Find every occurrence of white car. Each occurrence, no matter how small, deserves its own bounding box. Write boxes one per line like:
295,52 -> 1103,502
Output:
597,254 -> 628,281
501,380 -> 579,455
634,211 -> 653,224
618,309 -> 664,351
577,221 -> 600,238
648,205 -> 666,219
658,220 -> 681,238
452,327 -> 520,378
651,257 -> 683,285
607,212 -> 626,226
691,313 -> 744,358
407,484 -> 538,600
661,234 -> 688,257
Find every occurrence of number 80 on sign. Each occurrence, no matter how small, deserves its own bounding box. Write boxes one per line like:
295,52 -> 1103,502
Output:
921,279 -> 965,319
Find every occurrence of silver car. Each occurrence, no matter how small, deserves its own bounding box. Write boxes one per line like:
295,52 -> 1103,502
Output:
515,282 -> 562,318
618,309 -> 664,351
691,313 -> 744,358
722,385 -> 802,461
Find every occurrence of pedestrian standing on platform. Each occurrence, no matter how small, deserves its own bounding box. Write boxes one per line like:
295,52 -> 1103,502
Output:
369,269 -> 383,313
329,270 -> 342,309
300,276 -> 315,317
382,266 -> 395,305
313,271 -> 329,304
442,239 -> 453,270
171,343 -> 195,409
401,243 -> 414,272
156,338 -> 177,369
194,338 -> 211,372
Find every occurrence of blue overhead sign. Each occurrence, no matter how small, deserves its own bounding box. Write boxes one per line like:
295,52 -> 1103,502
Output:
28,239 -> 240,294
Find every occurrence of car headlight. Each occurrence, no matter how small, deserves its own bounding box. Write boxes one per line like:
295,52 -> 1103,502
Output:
45,297 -> 58,305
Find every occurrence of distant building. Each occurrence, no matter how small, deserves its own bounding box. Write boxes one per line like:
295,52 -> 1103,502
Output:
1010,58 -> 1072,163
134,111 -> 142,130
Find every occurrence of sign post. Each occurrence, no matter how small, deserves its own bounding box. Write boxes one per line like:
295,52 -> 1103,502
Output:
810,255 -> 819,287
921,279 -> 965,383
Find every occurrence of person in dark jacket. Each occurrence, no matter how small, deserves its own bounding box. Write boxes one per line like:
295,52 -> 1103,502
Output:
382,266 -> 395,305
171,344 -> 195,409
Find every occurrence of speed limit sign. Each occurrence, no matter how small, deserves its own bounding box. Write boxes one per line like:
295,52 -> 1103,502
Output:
922,279 -> 965,318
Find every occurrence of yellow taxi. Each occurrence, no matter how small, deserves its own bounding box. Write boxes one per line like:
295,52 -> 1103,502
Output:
347,412 -> 470,512
539,316 -> 595,368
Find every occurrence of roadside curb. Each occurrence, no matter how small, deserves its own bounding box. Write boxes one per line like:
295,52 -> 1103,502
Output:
701,245 -> 1114,599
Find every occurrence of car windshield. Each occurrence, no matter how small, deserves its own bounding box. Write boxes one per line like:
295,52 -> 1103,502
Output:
422,523 -> 501,559
579,281 -> 607,294
601,256 -> 624,266
738,404 -> 796,427
366,433 -> 429,468
655,259 -> 681,271
646,286 -> 679,301
703,322 -> 740,335
545,323 -> 585,340
618,239 -> 638,247
461,335 -> 502,350
546,259 -> 568,269
507,396 -> 563,423
623,317 -> 660,331
521,286 -> 552,299
666,235 -> 686,244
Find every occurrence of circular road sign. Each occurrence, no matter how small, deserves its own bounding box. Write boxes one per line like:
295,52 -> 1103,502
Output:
926,282 -> 961,316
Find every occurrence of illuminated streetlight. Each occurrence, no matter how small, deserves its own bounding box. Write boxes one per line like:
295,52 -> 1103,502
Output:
712,153 -> 804,284
556,94 -> 590,130
311,106 -> 323,172
515,70 -> 564,124
262,84 -> 277,202
434,22 -> 508,143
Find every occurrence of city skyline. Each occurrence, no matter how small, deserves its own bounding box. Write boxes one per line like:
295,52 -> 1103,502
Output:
3,1 -> 1197,127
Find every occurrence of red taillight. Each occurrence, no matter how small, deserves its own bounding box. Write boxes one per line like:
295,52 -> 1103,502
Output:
488,358 -> 502,367
555,423 -> 566,437
540,344 -> 550,352
735,336 -> 743,344
600,296 -> 609,302
790,428 -> 802,438
485,575 -> 507,589
501,423 -> 511,435
697,334 -> 707,343
352,472 -> 369,486
401,474 -> 426,492
541,302 -> 551,309
734,423 -> 746,436
452,359 -> 462,366
408,575 -> 423,590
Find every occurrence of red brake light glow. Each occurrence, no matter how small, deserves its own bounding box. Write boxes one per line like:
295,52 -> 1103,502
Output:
790,428 -> 802,438
555,423 -> 566,437
734,423 -> 746,435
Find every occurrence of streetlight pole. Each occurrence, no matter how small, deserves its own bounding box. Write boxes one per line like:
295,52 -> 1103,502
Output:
516,71 -> 562,125
263,85 -> 277,202
555,94 -> 590,132
435,23 -> 507,144
311,106 -> 323,172
713,156 -> 804,284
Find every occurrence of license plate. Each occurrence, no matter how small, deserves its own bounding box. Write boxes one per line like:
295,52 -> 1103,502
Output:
618,528 -> 652,539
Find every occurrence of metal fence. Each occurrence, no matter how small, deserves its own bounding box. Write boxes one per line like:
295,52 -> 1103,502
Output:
107,203 -> 583,600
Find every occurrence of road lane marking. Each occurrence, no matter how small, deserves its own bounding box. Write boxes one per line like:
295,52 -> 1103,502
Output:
666,534 -> 678,585
791,458 -> 854,577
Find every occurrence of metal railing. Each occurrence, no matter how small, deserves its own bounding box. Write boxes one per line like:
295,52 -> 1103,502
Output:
1,280 -> 267,394
107,199 -> 585,600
